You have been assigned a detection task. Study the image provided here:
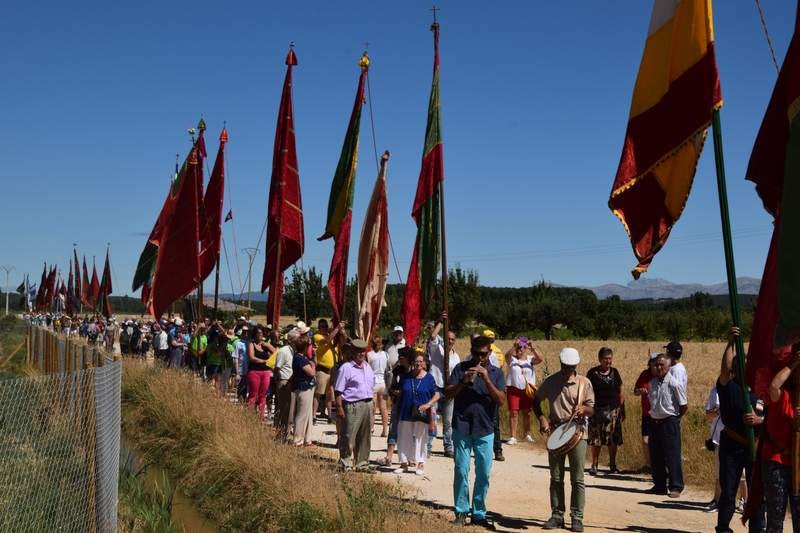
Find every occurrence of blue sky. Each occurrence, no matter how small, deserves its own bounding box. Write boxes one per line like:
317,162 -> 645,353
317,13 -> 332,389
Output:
0,1 -> 791,295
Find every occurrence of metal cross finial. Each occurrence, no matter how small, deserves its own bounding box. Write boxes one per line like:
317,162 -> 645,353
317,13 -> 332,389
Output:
430,5 -> 439,23
289,41 -> 295,49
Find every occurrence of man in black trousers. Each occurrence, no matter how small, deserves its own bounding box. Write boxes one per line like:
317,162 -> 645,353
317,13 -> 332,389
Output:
715,326 -> 765,532
647,353 -> 687,498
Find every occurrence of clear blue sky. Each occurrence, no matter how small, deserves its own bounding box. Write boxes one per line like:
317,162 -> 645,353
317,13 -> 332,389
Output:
0,1 -> 791,295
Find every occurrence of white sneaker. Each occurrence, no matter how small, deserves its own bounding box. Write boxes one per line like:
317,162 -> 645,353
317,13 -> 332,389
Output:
525,434 -> 535,443
506,437 -> 517,445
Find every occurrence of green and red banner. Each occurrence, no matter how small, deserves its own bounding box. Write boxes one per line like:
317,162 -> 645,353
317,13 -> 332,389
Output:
262,49 -> 304,328
82,256 -> 91,307
401,23 -> 444,345
319,53 -> 369,323
745,2 -> 800,394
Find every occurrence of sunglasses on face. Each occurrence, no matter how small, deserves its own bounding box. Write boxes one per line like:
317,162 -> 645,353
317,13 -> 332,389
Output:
473,350 -> 490,357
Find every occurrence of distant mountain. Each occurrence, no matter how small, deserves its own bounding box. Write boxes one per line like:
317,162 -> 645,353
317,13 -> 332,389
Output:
220,292 -> 268,302
584,277 -> 761,301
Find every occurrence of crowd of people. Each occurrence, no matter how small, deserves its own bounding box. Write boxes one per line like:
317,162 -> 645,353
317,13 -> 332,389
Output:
23,310 -> 800,533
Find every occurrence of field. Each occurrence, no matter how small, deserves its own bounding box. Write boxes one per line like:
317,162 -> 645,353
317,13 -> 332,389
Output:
481,338 -> 728,489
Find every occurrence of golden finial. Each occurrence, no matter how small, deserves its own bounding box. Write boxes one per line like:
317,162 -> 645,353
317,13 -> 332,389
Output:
359,51 -> 370,71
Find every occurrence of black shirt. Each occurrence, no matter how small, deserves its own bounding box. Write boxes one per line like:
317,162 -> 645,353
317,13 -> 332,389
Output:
448,359 -> 506,438
716,378 -> 759,442
587,366 -> 623,410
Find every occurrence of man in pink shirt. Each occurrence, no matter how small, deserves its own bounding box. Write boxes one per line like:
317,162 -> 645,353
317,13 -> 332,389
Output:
335,338 -> 374,471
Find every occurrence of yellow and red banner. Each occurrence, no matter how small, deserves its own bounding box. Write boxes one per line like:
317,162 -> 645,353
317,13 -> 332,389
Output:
610,0 -> 722,278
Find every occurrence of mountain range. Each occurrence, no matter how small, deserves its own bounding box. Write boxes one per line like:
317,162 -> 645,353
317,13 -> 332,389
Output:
223,276 -> 762,304
581,277 -> 761,301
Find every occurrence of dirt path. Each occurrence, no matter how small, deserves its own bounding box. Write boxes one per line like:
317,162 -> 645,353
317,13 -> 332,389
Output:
308,419 -> 734,532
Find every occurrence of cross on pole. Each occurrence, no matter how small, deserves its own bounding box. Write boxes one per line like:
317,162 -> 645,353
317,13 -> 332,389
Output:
430,5 -> 439,23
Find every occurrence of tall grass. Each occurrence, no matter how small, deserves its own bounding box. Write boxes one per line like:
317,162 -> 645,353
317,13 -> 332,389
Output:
122,360 -> 458,532
117,451 -> 178,533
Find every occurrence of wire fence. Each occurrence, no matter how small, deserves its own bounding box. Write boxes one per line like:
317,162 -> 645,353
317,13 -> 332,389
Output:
0,325 -> 121,533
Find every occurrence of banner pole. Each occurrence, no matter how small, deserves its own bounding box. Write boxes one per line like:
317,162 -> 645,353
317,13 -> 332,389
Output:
711,109 -> 755,459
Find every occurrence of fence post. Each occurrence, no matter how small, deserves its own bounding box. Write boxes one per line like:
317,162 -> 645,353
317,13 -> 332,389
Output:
83,360 -> 97,533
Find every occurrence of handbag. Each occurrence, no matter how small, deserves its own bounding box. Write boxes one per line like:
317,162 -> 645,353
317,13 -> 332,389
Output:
524,380 -> 537,399
410,378 -> 432,424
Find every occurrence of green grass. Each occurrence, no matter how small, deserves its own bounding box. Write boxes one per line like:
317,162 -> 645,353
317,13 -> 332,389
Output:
118,451 -> 179,533
0,315 -> 31,378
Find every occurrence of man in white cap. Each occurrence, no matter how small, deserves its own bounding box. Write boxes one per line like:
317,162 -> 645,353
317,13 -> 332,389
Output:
386,325 -> 406,368
270,322 -> 309,440
533,347 -> 595,532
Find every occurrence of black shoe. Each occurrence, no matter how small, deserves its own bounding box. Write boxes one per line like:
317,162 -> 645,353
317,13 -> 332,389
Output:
494,452 -> 505,462
444,450 -> 455,459
543,516 -> 565,530
571,519 -> 584,532
608,465 -> 620,475
645,486 -> 667,495
588,465 -> 598,476
452,513 -> 467,526
471,516 -> 496,530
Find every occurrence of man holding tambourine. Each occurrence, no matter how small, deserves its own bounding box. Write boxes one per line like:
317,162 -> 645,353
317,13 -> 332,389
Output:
533,348 -> 595,533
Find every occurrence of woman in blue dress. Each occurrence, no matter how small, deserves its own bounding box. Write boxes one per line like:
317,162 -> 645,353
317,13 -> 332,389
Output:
395,351 -> 440,475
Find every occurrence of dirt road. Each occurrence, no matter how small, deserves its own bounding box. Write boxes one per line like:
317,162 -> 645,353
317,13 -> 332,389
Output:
308,419 -> 735,532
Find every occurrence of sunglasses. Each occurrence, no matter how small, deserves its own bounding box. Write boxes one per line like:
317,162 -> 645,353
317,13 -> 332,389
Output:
473,350 -> 490,357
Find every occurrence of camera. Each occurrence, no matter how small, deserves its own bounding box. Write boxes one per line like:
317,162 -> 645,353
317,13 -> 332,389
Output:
704,438 -> 717,452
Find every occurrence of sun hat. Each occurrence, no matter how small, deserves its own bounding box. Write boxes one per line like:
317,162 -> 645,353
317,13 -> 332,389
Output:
559,347 -> 580,366
295,321 -> 310,334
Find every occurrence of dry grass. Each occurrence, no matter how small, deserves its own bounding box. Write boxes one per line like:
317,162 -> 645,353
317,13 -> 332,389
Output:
122,360 -> 459,533
478,339 -> 727,489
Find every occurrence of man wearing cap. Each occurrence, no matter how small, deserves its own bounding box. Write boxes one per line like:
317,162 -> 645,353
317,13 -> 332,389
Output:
386,326 -> 406,368
445,335 -> 506,528
647,353 -> 688,498
533,347 -> 595,532
334,338 -> 374,470
270,322 -> 309,440
665,340 -> 687,392
482,329 -> 506,461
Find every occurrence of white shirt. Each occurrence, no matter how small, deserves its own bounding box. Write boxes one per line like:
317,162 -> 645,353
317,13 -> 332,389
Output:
648,372 -> 688,419
386,339 -> 406,368
426,339 -> 460,388
506,355 -> 536,390
669,361 -> 688,392
368,350 -> 389,385
275,345 -> 294,381
704,386 -> 723,445
155,330 -> 168,350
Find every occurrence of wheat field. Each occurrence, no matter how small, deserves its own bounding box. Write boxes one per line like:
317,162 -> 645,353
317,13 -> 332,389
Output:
478,338 -> 729,488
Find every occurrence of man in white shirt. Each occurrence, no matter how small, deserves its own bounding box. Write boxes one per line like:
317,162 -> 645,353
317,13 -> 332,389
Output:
425,313 -> 460,457
386,326 -> 406,367
665,341 -> 687,392
648,354 -> 688,498
154,324 -> 169,361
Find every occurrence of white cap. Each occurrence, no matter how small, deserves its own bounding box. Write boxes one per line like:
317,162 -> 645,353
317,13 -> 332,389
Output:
393,325 -> 404,333
649,352 -> 662,360
238,316 -> 246,321
174,318 -> 184,326
295,321 -> 310,334
559,347 -> 580,366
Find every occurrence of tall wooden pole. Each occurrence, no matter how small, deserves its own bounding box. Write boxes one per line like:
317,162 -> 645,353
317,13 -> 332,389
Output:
711,110 -> 755,459
213,256 -> 221,320
272,236 -> 283,331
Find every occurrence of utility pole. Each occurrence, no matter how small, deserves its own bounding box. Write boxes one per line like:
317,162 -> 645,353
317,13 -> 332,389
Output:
242,248 -> 258,317
1,266 -> 14,316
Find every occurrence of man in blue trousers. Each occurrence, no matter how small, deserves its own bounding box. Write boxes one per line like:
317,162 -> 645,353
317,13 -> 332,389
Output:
446,335 -> 506,529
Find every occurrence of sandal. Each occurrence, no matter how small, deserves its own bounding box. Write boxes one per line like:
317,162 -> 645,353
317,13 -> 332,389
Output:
589,465 -> 598,476
609,465 -> 620,475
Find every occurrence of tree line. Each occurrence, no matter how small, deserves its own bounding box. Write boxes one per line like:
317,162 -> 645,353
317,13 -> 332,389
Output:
5,266 -> 755,341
